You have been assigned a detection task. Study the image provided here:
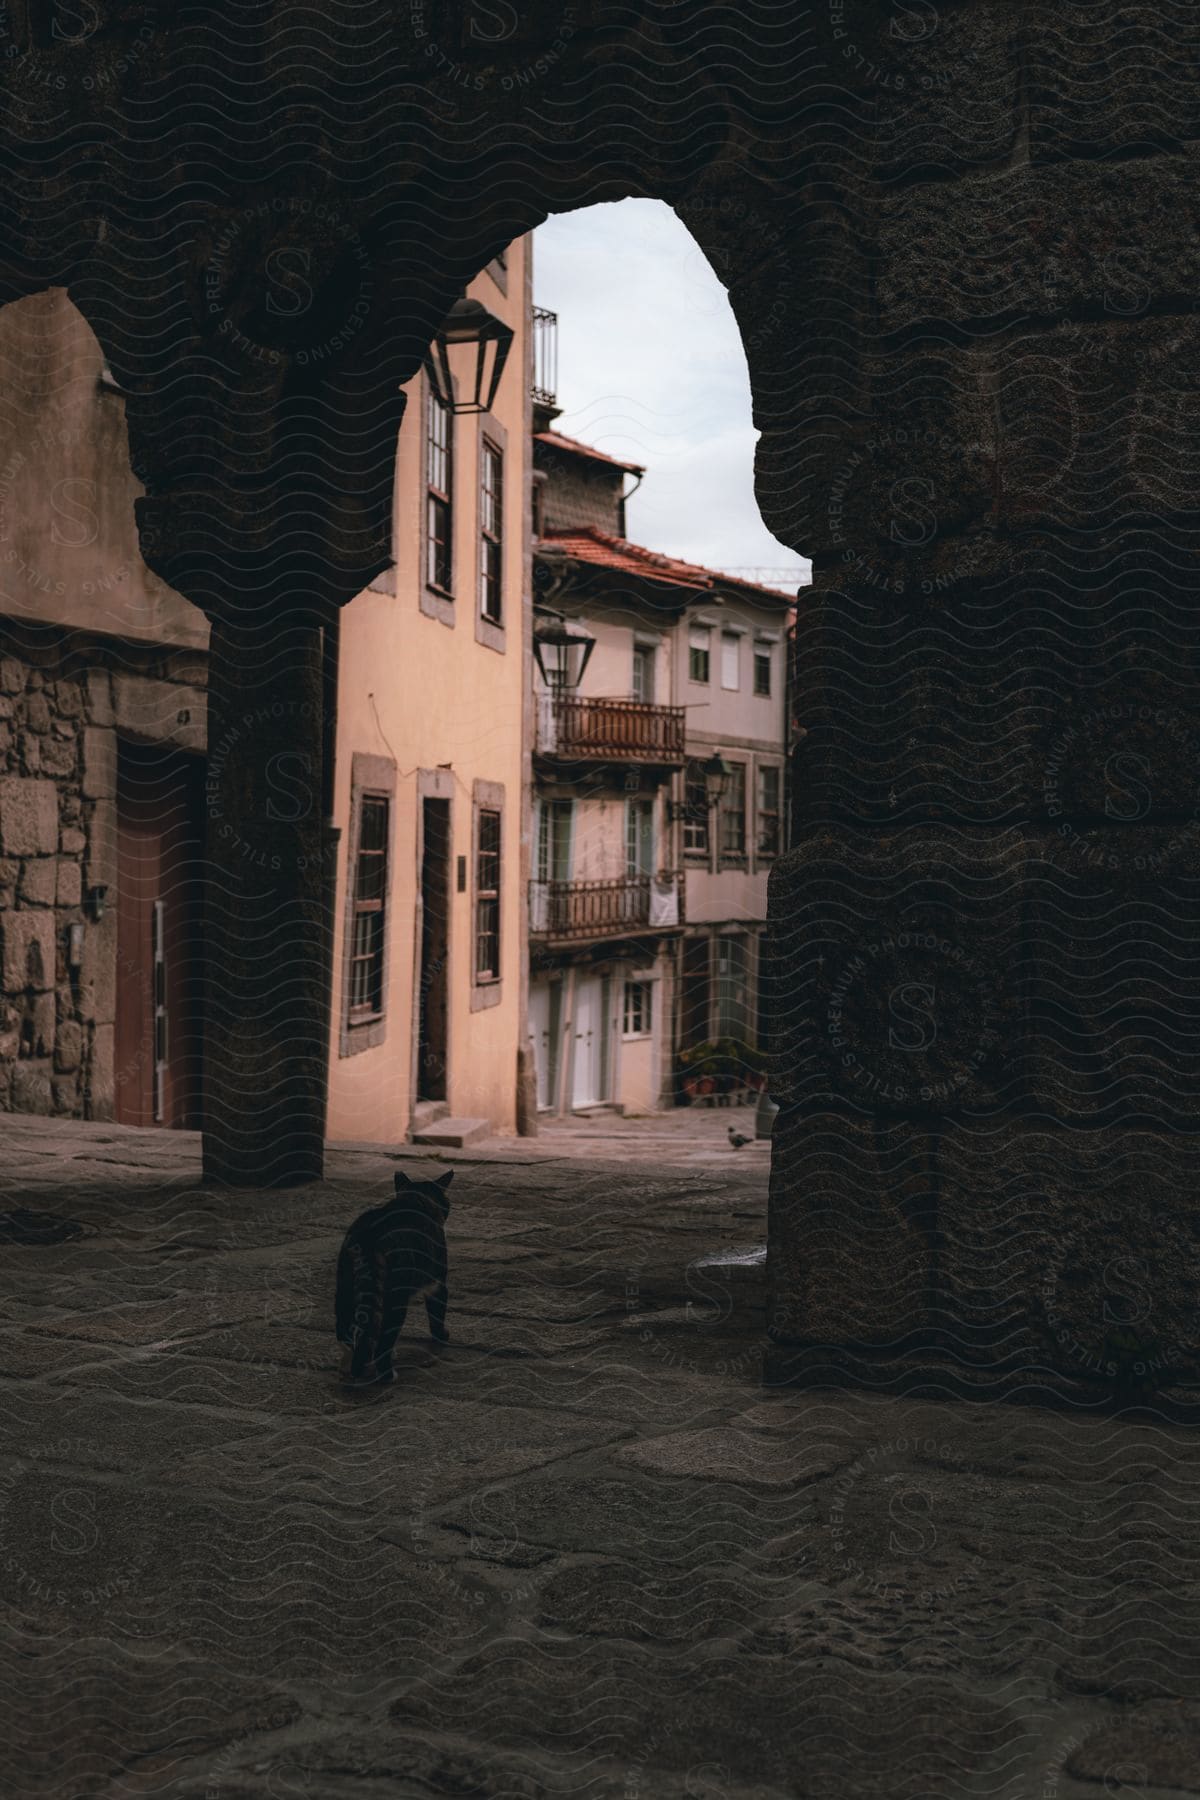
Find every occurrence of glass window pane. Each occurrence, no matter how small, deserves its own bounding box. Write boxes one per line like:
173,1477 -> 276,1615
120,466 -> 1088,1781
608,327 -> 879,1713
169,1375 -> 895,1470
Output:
360,798 -> 386,852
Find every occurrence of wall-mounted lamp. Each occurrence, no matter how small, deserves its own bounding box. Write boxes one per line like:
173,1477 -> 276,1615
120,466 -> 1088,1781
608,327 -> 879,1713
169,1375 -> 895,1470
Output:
427,297 -> 514,416
533,611 -> 596,692
667,752 -> 733,821
86,884 -> 109,923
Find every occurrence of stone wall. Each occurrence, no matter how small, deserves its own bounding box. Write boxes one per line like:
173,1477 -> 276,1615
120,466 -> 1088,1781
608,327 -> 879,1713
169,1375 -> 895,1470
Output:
0,624 -> 205,1120
536,446 -> 627,538
3,1 -> 1197,1363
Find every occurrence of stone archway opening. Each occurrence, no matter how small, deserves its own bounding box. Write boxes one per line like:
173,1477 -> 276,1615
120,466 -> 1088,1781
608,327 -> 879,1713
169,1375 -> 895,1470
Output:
520,196 -> 800,1326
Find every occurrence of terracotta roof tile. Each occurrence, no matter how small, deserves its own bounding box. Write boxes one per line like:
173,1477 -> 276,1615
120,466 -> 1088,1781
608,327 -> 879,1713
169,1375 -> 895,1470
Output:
533,430 -> 645,476
539,526 -> 794,602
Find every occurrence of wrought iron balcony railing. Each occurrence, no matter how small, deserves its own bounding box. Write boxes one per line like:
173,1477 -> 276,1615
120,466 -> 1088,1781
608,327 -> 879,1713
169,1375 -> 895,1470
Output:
535,693 -> 686,764
529,872 -> 685,942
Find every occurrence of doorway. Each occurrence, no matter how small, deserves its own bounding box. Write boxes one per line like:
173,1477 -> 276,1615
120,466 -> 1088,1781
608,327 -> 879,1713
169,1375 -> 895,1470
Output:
571,972 -> 609,1109
418,797 -> 451,1103
681,936 -> 711,1050
114,741 -> 204,1128
529,977 -> 563,1111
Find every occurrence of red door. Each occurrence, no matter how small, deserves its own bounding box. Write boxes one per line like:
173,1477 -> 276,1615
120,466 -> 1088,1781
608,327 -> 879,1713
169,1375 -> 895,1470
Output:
115,743 -> 204,1128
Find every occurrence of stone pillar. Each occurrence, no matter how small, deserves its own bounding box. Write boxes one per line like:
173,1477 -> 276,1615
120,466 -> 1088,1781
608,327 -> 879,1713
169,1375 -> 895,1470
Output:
202,612 -> 330,1187
764,14 -> 1200,1402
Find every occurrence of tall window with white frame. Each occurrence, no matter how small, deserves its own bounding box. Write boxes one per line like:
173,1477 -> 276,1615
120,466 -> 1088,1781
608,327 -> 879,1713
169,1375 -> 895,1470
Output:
715,936 -> 750,1040
721,630 -> 740,690
537,797 -> 573,884
682,759 -> 710,857
475,808 -> 502,982
623,979 -> 652,1037
719,761 -> 746,860
754,643 -> 772,697
632,643 -> 655,702
426,384 -> 453,594
480,438 -> 503,623
757,764 -> 781,858
348,795 -> 389,1023
689,626 -> 711,684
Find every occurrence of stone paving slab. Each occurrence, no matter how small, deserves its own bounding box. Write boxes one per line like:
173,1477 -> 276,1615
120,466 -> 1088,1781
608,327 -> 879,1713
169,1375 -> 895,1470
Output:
1,1114 -> 1199,1798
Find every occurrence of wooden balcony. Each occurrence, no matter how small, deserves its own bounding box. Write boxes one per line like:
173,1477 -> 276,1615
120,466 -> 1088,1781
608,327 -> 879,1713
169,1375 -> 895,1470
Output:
530,872 -> 685,943
535,694 -> 686,765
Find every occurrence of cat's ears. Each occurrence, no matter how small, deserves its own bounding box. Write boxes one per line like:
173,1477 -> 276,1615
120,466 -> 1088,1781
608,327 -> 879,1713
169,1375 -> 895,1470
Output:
394,1169 -> 454,1212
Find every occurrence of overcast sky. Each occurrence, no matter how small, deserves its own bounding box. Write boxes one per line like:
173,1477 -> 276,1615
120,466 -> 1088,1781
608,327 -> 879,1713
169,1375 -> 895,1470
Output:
532,199 -> 809,589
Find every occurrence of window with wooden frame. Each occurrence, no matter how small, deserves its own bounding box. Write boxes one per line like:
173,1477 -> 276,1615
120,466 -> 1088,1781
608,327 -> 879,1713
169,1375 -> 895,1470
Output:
425,384 -> 453,593
475,807 -> 502,982
757,764 -> 781,858
719,761 -> 747,859
479,438 -> 503,623
682,759 -> 710,856
348,794 -> 389,1022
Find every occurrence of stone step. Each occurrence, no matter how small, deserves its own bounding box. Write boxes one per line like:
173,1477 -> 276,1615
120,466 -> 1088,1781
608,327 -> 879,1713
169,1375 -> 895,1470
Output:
410,1116 -> 491,1148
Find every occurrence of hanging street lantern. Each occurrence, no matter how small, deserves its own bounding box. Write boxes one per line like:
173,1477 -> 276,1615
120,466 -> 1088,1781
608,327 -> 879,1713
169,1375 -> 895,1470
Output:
427,296 -> 514,415
532,612 -> 596,692
700,751 -> 733,807
668,749 -> 733,822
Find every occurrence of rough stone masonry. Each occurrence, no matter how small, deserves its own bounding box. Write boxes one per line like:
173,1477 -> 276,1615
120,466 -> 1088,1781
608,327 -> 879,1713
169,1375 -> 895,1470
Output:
0,1 -> 1197,1395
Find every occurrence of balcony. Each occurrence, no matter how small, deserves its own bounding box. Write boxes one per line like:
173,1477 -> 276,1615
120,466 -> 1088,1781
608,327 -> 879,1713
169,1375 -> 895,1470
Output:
532,306 -> 558,409
530,872 -> 685,943
535,693 -> 686,766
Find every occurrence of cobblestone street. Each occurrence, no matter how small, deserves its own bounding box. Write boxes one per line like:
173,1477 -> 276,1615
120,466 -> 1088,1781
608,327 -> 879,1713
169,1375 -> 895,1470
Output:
2,1112 -> 1199,1798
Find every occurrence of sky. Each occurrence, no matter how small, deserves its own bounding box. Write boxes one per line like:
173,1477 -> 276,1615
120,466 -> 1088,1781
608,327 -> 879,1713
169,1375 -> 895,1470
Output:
532,199 -> 809,590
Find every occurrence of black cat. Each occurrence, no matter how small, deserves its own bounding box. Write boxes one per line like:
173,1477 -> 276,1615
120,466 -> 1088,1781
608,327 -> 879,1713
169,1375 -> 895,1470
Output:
335,1169 -> 452,1385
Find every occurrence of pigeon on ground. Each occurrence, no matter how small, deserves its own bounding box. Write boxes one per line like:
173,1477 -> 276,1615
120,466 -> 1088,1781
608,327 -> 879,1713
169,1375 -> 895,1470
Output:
728,1127 -> 752,1149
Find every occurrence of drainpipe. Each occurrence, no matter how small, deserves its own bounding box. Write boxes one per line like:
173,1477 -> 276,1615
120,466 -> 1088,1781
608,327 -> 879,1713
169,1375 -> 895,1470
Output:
617,471 -> 643,539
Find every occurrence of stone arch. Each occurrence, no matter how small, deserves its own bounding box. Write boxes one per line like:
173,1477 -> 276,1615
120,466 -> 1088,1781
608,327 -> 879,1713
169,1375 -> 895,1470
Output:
1,3 -> 1196,1394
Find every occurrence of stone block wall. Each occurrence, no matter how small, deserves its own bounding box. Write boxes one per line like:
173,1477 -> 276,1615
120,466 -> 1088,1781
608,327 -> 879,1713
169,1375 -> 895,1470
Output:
0,624 -> 206,1120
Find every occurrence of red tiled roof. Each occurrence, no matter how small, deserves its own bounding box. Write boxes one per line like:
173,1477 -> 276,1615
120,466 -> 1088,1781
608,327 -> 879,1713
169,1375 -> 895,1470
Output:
539,526 -> 795,602
533,430 -> 645,476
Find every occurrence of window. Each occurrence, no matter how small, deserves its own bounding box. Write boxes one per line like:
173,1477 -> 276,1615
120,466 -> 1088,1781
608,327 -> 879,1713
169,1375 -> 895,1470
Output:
626,799 -> 654,876
475,808 -> 501,981
757,764 -> 781,857
426,384 -> 453,593
349,795 -> 389,1020
754,646 -> 772,697
632,643 -> 656,702
721,631 -> 740,690
719,761 -> 746,858
623,980 -> 652,1037
689,627 -> 710,684
479,439 -> 503,623
715,936 -> 750,1040
537,798 -> 573,883
683,759 -> 710,856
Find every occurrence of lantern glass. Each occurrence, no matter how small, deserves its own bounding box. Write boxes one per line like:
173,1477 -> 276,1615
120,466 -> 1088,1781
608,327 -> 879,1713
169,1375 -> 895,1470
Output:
429,298 -> 514,416
534,625 -> 595,692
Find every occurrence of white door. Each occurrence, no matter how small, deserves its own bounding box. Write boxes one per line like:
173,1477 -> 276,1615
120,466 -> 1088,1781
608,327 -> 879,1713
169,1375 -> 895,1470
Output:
572,974 -> 604,1108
